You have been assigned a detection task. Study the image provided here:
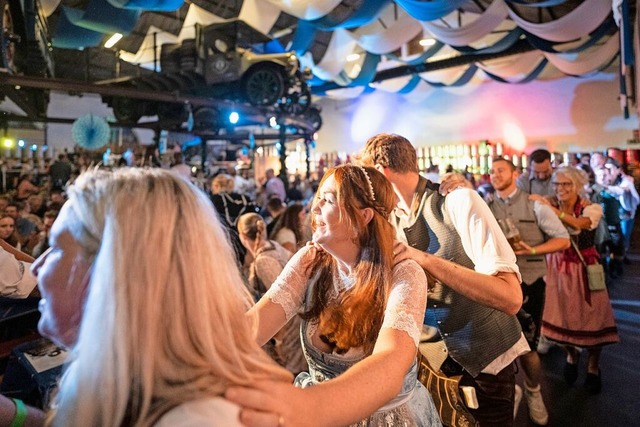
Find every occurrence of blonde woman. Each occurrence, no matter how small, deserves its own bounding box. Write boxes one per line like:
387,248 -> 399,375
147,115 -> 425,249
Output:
532,166 -> 619,394
210,174 -> 259,228
238,213 -> 307,375
0,168 -> 290,426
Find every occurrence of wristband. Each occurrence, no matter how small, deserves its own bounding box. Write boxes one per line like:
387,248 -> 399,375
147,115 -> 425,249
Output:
531,247 -> 537,255
10,398 -> 27,427
558,212 -> 565,219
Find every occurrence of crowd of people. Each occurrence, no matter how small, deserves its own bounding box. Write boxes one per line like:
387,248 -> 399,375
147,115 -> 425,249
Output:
0,139 -> 636,427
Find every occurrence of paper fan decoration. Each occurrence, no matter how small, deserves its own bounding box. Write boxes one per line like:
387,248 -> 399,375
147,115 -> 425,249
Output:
72,114 -> 111,149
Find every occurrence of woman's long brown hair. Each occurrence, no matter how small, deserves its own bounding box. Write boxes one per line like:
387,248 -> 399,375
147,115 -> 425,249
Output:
302,165 -> 396,354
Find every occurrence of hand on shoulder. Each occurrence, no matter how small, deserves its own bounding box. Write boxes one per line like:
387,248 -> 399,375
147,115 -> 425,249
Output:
438,173 -> 473,196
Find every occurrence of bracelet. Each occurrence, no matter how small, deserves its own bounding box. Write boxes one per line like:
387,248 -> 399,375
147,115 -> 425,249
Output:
10,398 -> 27,427
558,212 -> 565,219
531,247 -> 537,255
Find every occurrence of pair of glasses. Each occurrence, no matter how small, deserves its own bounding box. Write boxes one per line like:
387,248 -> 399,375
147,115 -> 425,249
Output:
551,182 -> 573,188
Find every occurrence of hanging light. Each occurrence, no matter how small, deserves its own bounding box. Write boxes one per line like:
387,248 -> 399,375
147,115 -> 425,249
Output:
104,33 -> 123,49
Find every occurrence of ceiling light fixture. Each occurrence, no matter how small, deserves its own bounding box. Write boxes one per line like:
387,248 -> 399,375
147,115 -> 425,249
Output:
419,38 -> 436,47
104,33 -> 123,49
346,53 -> 361,62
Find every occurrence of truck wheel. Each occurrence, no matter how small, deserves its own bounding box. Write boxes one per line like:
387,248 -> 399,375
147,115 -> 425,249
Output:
241,65 -> 285,106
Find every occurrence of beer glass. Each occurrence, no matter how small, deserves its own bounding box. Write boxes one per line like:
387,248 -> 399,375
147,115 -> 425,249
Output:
498,218 -> 522,251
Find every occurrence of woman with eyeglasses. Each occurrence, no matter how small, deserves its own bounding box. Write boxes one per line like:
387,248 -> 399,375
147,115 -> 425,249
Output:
530,166 -> 618,394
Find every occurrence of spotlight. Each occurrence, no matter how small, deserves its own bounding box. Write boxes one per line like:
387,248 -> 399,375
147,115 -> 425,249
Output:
18,139 -> 25,148
269,116 -> 279,128
31,144 -> 38,151
229,111 -> 239,124
3,138 -> 14,148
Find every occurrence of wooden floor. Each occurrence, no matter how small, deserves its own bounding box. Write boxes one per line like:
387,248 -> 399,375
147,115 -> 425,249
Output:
514,223 -> 640,426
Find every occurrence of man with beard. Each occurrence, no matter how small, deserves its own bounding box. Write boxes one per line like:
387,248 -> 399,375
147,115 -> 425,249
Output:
488,158 -> 570,425
517,149 -> 555,197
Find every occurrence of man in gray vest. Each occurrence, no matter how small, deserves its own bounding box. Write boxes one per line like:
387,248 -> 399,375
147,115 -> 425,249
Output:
489,158 -> 570,425
517,149 -> 555,197
361,134 -> 526,427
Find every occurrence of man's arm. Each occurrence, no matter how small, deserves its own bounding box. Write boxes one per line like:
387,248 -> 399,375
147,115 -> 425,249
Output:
394,244 -> 521,315
0,240 -> 34,263
514,237 -> 570,256
226,328 -> 417,427
0,242 -> 37,298
0,395 -> 46,427
396,188 -> 522,314
515,202 -> 571,255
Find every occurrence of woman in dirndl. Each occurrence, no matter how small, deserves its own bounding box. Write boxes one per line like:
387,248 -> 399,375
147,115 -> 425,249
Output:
226,164 -> 441,426
532,166 -> 619,394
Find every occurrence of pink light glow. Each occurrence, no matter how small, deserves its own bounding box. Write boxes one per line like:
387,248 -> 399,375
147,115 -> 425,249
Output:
502,122 -> 527,152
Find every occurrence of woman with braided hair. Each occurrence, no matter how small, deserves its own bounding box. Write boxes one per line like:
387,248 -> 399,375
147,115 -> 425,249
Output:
226,164 -> 441,426
237,213 -> 307,376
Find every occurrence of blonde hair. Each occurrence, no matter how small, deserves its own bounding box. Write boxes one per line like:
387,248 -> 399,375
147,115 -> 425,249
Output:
49,168 -> 290,426
552,166 -> 589,198
237,212 -> 268,255
211,174 -> 234,194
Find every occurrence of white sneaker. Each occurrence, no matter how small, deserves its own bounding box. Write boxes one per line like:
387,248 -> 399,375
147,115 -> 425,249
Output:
536,335 -> 552,354
524,383 -> 549,425
514,384 -> 523,419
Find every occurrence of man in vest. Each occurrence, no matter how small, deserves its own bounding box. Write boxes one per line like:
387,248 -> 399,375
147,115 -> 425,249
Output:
516,149 -> 555,197
489,158 -> 570,425
361,134 -> 527,427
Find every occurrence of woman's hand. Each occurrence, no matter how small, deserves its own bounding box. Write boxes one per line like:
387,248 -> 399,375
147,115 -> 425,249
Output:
226,381 -> 312,427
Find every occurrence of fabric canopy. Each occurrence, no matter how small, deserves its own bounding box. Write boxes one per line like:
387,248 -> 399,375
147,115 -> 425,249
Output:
48,0 -> 633,107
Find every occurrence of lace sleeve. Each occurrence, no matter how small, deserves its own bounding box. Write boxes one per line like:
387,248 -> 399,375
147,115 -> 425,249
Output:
381,260 -> 428,346
263,245 -> 314,321
254,255 -> 284,291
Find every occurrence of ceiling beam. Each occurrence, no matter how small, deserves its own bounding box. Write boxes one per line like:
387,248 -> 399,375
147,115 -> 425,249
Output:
0,72 -> 251,110
3,113 -> 310,142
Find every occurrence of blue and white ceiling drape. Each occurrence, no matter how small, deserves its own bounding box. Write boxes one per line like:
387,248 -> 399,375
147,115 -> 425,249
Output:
47,0 -> 635,115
